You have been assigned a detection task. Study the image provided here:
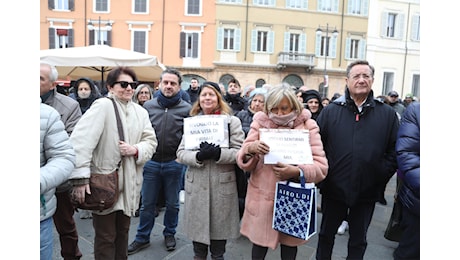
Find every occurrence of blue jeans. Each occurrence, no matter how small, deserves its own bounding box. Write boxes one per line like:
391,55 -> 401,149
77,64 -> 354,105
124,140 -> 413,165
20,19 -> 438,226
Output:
40,217 -> 54,260
135,160 -> 183,242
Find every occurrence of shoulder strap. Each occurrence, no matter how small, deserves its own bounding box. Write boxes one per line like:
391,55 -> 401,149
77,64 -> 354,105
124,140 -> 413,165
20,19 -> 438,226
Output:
109,97 -> 124,141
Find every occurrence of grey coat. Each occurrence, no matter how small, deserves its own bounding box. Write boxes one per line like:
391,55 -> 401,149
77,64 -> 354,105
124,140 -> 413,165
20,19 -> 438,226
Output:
40,103 -> 75,221
176,115 -> 244,245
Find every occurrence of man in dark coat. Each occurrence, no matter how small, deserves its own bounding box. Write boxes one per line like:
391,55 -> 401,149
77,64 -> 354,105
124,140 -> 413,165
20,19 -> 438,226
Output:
315,60 -> 399,259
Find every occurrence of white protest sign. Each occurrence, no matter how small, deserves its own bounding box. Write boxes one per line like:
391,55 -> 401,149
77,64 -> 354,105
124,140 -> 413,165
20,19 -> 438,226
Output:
259,128 -> 313,165
183,115 -> 229,150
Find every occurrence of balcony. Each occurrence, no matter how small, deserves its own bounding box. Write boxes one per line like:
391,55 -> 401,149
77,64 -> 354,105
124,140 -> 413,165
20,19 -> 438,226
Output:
276,52 -> 316,72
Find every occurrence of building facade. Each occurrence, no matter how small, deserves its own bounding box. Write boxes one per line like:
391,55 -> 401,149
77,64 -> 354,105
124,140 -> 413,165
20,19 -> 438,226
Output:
40,0 -> 418,99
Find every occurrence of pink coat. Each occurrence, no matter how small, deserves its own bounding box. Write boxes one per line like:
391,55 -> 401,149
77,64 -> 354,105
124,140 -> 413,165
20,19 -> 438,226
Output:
236,109 -> 328,250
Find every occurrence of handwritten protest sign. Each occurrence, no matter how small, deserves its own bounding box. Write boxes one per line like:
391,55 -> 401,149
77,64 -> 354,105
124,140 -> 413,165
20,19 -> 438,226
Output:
259,128 -> 313,165
183,115 -> 229,150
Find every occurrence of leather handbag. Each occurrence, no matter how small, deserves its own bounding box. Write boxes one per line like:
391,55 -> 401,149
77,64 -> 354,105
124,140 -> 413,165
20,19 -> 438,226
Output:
77,98 -> 123,211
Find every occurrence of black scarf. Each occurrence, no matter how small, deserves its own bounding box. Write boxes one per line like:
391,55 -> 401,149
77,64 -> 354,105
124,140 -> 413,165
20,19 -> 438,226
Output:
157,91 -> 181,108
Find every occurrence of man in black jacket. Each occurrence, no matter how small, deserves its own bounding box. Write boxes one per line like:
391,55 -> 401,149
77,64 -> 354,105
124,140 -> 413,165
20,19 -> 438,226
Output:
315,60 -> 399,260
186,77 -> 200,104
128,68 -> 192,254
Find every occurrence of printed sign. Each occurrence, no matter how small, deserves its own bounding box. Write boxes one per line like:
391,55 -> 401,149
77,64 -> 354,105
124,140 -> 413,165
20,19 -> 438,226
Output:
183,115 -> 229,150
259,128 -> 313,165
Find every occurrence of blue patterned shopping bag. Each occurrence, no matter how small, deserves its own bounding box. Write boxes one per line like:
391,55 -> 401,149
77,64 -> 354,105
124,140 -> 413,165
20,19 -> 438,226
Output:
272,176 -> 317,240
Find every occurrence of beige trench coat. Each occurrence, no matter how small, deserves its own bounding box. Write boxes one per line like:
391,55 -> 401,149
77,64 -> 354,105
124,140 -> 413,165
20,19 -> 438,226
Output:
176,115 -> 244,245
69,96 -> 157,217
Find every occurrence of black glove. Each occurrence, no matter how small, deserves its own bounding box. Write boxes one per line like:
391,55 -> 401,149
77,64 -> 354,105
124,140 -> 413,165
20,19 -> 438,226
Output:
196,142 -> 221,161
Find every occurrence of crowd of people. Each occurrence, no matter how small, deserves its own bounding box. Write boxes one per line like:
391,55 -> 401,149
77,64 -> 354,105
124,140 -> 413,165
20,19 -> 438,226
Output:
41,60 -> 419,259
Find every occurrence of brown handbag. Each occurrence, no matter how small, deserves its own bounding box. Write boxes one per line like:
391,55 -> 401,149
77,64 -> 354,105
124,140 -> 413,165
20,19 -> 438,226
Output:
77,98 -> 123,211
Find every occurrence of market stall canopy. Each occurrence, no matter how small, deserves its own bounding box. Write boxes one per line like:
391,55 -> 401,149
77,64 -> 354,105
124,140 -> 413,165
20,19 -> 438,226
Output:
40,45 -> 166,83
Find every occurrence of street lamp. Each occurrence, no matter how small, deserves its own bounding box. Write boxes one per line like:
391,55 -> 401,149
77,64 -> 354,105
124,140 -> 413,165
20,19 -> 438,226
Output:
316,24 -> 338,97
87,16 -> 112,45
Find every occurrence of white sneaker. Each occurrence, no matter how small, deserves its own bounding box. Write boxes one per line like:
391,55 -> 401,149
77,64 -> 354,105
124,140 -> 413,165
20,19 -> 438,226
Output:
337,220 -> 348,235
179,190 -> 185,204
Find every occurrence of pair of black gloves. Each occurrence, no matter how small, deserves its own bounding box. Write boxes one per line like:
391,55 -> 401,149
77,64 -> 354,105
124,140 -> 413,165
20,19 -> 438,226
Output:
196,141 -> 221,161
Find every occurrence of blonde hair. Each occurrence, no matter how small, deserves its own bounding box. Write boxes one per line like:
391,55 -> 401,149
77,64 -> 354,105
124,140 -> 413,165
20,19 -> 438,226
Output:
264,83 -> 303,114
190,84 -> 233,116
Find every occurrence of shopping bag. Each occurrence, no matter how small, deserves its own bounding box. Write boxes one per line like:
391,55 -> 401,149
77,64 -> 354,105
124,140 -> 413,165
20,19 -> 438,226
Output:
272,176 -> 317,240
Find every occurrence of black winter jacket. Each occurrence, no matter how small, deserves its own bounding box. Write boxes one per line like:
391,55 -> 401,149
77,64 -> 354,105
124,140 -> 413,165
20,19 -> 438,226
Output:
143,97 -> 192,162
396,102 -> 420,216
316,88 -> 399,206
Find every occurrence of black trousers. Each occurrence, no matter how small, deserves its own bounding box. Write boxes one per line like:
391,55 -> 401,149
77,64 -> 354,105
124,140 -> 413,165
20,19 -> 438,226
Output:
316,197 -> 375,260
193,240 -> 226,260
393,206 -> 420,260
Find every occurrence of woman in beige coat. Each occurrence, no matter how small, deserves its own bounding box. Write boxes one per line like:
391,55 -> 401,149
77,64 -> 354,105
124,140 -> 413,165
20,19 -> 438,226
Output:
176,81 -> 245,260
236,84 -> 328,259
70,67 -> 157,259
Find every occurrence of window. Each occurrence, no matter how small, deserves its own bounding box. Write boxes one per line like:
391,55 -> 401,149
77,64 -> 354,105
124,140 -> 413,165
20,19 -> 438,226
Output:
180,32 -> 199,58
219,74 -> 234,90
217,28 -> 241,51
382,72 -> 394,95
253,0 -> 275,6
251,29 -> 274,53
89,26 -> 112,45
381,11 -> 404,39
55,0 -> 69,10
134,0 -> 148,13
256,79 -> 266,88
49,0 -> 74,10
286,0 -> 308,9
133,31 -> 147,53
95,0 -> 109,12
315,33 -> 337,58
283,74 -> 304,88
411,14 -> 420,41
220,0 -> 242,3
411,74 -> 420,98
49,28 -> 74,49
318,0 -> 339,12
284,32 -> 306,53
347,0 -> 368,15
186,0 -> 201,15
345,38 -> 365,60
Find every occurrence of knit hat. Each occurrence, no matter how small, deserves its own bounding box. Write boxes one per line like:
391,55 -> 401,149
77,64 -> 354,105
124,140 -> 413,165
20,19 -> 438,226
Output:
301,89 -> 321,103
200,81 -> 221,95
388,90 -> 399,97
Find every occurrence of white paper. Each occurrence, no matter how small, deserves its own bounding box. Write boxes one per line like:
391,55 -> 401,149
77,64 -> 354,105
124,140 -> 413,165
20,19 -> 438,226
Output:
183,115 -> 229,150
259,128 -> 313,165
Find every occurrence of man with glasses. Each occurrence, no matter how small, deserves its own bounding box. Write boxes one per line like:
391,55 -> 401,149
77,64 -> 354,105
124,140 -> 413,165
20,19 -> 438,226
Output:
128,68 -> 192,254
387,90 -> 406,121
315,60 -> 399,260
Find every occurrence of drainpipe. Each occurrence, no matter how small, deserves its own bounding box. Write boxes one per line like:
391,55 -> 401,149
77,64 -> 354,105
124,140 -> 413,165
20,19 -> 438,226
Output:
401,3 -> 411,94
161,0 -> 166,61
338,0 -> 345,67
84,0 -> 87,46
244,1 -> 249,61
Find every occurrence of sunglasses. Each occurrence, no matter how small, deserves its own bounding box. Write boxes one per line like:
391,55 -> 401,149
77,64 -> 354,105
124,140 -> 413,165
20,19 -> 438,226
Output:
114,81 -> 138,88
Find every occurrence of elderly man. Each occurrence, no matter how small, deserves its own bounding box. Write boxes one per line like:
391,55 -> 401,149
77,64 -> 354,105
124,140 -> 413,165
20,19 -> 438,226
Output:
316,60 -> 399,260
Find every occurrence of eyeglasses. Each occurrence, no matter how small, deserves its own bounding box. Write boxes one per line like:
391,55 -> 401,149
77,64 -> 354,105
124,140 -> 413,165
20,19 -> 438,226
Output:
114,81 -> 138,88
389,95 -> 398,98
139,91 -> 150,95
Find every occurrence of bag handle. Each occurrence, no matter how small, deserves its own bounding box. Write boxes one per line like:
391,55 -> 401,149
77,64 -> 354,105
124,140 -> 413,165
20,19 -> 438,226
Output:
109,97 -> 124,168
109,97 -> 125,141
286,175 -> 306,188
